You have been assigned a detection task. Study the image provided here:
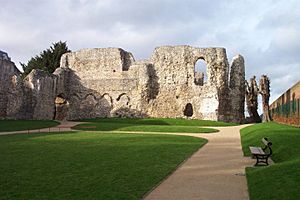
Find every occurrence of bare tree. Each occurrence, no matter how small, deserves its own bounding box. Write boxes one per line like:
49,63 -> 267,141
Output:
245,76 -> 262,123
259,75 -> 272,122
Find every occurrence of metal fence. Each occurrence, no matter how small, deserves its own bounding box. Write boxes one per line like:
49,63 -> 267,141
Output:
270,98 -> 300,126
271,99 -> 300,117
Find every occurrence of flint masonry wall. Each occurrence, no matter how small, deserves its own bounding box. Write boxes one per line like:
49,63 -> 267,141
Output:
147,46 -> 225,120
145,46 -> 245,122
0,57 -> 64,119
0,59 -> 20,117
0,46 -> 245,123
59,48 -> 151,119
58,45 -> 245,122
229,55 -> 246,123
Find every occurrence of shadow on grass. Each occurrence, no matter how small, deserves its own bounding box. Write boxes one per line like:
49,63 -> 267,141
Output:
0,120 -> 60,132
74,118 -> 171,132
79,118 -> 170,125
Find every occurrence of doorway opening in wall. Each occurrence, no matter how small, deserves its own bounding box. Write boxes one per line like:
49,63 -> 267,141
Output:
54,94 -> 69,121
194,58 -> 207,86
184,103 -> 193,117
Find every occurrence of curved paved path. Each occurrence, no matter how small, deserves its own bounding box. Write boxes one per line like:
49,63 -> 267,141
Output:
143,125 -> 253,200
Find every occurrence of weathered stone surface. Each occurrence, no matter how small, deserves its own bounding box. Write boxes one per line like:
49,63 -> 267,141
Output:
245,76 -> 261,123
146,46 -> 230,121
259,75 -> 271,122
0,58 -> 21,118
0,46 -> 246,122
59,48 -> 148,119
229,55 -> 245,123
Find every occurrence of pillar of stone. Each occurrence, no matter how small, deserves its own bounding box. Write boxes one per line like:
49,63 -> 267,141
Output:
229,55 -> 245,123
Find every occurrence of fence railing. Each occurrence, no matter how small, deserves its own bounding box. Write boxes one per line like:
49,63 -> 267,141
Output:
271,98 -> 300,126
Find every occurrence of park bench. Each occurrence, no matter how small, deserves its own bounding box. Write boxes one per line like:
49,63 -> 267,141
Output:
249,138 -> 272,166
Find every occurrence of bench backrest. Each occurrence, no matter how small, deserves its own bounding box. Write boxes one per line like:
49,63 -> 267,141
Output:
262,138 -> 272,146
262,137 -> 272,155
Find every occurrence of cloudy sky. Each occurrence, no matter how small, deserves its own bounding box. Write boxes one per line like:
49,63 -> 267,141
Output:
1,0 -> 299,104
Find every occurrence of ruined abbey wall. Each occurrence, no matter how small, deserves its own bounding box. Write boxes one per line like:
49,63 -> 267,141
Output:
0,59 -> 20,117
58,48 -> 150,119
0,46 -> 246,123
147,46 -> 228,120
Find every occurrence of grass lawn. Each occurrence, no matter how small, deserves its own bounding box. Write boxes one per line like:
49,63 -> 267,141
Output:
0,131 -> 206,200
240,122 -> 300,200
0,120 -> 60,132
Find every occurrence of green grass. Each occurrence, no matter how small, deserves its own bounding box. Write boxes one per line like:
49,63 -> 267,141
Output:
0,131 -> 207,200
0,120 -> 60,132
74,122 -> 218,133
240,122 -> 300,200
80,117 -> 237,126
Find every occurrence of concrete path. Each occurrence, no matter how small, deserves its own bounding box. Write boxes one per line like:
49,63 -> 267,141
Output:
144,125 -> 253,200
0,121 -> 82,136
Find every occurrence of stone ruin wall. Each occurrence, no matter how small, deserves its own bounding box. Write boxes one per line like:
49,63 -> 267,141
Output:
0,59 -> 20,117
58,48 -> 150,119
0,45 -> 246,123
148,46 -> 229,120
0,61 -> 63,120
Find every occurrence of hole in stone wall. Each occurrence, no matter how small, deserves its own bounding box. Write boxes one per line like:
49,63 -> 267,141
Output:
183,103 -> 193,117
194,58 -> 207,86
54,94 -> 69,121
121,50 -> 132,71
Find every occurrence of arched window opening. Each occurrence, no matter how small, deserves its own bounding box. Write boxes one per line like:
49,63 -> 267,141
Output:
194,58 -> 207,86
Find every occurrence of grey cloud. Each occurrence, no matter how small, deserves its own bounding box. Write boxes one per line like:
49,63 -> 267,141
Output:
0,0 -> 299,103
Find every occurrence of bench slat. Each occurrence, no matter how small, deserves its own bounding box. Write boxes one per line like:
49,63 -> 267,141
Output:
249,138 -> 272,166
249,146 -> 265,155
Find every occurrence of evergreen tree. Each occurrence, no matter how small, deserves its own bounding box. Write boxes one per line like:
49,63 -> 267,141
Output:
21,41 -> 71,78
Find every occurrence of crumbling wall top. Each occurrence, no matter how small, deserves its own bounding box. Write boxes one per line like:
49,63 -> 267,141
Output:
60,48 -> 135,79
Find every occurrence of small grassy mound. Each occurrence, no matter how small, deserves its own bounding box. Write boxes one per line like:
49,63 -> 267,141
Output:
0,120 -> 60,132
74,123 -> 218,133
73,117 -> 235,133
0,132 -> 206,200
240,122 -> 300,200
80,117 -> 237,127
